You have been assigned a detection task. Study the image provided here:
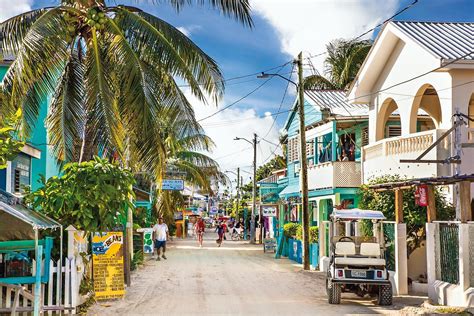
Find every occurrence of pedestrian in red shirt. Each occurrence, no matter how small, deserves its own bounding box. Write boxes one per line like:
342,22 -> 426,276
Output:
196,218 -> 205,248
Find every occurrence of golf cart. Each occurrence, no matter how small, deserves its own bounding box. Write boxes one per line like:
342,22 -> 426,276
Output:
326,209 -> 392,305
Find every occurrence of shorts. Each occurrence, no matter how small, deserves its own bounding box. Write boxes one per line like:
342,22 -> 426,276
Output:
154,240 -> 166,249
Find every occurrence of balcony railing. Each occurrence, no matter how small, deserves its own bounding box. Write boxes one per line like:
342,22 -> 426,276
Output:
307,161 -> 361,190
362,129 -> 450,182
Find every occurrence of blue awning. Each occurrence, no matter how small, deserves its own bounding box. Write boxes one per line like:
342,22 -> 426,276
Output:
279,183 -> 300,198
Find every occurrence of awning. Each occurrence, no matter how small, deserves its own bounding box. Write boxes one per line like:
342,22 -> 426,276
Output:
279,183 -> 300,198
331,208 -> 385,220
0,201 -> 61,230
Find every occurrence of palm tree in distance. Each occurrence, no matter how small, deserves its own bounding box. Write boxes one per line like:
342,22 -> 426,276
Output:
0,0 -> 252,163
304,39 -> 371,90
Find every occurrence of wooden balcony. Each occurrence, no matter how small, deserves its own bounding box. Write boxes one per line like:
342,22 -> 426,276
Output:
307,161 -> 361,190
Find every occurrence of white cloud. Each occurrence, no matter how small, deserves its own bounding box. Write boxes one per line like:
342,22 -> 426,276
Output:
184,90 -> 282,190
176,25 -> 202,37
251,0 -> 399,71
0,0 -> 32,22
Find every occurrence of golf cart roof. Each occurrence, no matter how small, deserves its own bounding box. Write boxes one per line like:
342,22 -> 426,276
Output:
331,208 -> 386,220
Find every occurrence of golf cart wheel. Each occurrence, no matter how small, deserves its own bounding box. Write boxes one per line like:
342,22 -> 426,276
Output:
378,284 -> 392,306
327,279 -> 341,304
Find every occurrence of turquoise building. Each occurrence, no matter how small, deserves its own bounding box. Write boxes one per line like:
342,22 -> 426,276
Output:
0,60 -> 61,196
275,90 -> 370,228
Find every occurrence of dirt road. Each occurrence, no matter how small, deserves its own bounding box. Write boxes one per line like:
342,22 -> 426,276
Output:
88,230 -> 423,315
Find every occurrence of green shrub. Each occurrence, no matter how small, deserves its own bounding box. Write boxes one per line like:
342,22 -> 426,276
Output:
283,222 -> 300,238
295,225 -> 319,243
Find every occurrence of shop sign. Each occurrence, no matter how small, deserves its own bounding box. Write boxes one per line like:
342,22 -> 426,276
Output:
161,179 -> 184,191
415,185 -> 428,207
92,232 -> 125,300
137,228 -> 154,254
262,205 -> 277,217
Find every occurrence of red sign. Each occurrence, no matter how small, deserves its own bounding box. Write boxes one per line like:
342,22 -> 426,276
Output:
415,185 -> 428,206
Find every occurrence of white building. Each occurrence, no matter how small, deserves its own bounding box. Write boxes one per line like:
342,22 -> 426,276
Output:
348,21 -> 474,307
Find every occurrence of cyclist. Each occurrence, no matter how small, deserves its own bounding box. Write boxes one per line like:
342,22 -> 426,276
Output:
196,217 -> 205,248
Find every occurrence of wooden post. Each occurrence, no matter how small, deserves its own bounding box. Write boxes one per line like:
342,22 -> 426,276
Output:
459,181 -> 472,222
395,189 -> 404,223
426,185 -> 436,223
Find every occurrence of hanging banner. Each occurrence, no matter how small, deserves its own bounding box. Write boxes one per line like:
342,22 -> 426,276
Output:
415,185 -> 428,207
92,232 -> 125,300
262,205 -> 277,217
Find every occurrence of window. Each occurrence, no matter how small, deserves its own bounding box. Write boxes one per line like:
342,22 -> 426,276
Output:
387,125 -> 401,138
361,127 -> 369,146
14,169 -> 21,193
287,137 -> 299,162
306,140 -> 314,157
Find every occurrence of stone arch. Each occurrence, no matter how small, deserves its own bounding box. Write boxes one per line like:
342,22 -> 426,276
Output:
376,98 -> 399,141
410,84 -> 442,133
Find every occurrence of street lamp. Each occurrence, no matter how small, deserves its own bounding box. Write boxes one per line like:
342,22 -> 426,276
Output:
257,52 -> 310,270
234,134 -> 258,244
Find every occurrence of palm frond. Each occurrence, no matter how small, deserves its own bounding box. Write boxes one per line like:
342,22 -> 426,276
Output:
303,75 -> 337,90
167,0 -> 253,27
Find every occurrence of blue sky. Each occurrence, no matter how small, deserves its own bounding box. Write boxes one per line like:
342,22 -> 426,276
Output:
2,0 -> 473,180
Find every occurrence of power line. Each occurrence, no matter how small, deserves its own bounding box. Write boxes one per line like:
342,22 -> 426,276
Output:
306,0 -> 420,60
197,62 -> 291,122
262,62 -> 295,139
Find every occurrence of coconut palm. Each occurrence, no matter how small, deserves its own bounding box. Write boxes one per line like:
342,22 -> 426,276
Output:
0,0 -> 252,162
304,39 -> 371,90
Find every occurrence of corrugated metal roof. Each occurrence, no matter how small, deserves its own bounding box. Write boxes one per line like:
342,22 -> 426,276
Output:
392,21 -> 474,60
304,90 -> 368,116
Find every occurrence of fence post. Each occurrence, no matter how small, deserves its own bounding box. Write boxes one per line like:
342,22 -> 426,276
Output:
394,223 -> 408,295
66,225 -> 77,259
426,222 -> 437,302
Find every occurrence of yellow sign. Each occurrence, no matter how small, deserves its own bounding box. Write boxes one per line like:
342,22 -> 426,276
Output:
92,232 -> 125,300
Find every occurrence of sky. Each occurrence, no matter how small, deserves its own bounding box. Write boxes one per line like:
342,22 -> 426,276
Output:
1,0 -> 473,190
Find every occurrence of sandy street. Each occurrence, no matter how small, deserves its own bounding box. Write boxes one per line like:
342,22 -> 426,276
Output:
88,230 -> 424,316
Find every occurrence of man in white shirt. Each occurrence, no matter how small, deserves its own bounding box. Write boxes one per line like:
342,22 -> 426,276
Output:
153,217 -> 169,261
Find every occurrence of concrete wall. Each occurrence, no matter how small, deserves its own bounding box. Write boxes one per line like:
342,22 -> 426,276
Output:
408,243 -> 427,281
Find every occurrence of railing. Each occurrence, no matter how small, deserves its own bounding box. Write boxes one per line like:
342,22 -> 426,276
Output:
307,161 -> 361,190
362,129 -> 450,180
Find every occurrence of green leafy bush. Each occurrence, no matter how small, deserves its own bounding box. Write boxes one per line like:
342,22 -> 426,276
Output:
0,109 -> 24,169
295,225 -> 319,243
283,222 -> 300,238
25,156 -> 135,232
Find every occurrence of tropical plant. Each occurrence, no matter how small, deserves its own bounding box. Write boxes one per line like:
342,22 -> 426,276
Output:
283,222 -> 300,238
0,0 -> 252,164
358,175 -> 455,257
0,108 -> 24,169
24,156 -> 135,232
304,38 -> 371,90
296,225 -> 318,244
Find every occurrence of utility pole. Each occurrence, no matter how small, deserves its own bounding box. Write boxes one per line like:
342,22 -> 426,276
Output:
236,167 -> 240,220
297,52 -> 310,270
251,133 -> 258,244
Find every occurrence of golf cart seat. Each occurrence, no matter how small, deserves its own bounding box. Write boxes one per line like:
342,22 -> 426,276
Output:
334,242 -> 386,266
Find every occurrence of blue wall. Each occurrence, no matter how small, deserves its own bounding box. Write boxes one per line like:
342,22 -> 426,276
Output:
0,64 -> 61,192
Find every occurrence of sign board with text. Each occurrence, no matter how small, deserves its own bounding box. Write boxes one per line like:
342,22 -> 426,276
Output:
262,205 -> 277,217
92,232 -> 125,300
161,179 -> 184,191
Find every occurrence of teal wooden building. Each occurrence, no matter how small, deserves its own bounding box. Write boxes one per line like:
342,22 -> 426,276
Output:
0,60 -> 62,196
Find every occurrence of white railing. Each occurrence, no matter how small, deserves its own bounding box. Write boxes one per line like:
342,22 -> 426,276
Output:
362,129 -> 450,181
307,161 -> 361,190
0,258 -> 79,314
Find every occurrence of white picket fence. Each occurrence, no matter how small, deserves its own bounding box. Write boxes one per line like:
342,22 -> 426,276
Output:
0,257 -> 80,314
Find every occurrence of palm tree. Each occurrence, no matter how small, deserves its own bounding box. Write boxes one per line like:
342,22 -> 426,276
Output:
304,39 -> 371,90
0,0 -> 252,163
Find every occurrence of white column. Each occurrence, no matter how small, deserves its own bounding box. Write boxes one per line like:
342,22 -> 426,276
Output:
394,223 -> 408,295
426,223 -> 438,302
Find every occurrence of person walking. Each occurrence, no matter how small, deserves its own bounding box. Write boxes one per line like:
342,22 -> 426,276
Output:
196,217 -> 205,248
153,217 -> 169,261
216,221 -> 225,247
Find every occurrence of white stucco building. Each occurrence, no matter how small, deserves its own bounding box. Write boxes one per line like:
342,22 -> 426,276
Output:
348,21 -> 474,307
